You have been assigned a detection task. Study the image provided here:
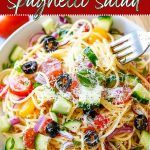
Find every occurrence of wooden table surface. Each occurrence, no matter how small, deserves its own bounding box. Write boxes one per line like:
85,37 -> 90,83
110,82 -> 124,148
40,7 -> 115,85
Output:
125,16 -> 150,31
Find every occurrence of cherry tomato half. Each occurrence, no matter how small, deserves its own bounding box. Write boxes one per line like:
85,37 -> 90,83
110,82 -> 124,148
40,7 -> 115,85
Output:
94,114 -> 110,130
112,87 -> 131,105
23,128 -> 36,149
39,59 -> 63,85
39,118 -> 52,134
0,16 -> 29,38
9,76 -> 33,97
0,84 -> 7,99
67,75 -> 79,98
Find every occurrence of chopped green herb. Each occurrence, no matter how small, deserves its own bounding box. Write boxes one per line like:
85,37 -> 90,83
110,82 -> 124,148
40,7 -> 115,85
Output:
33,82 -> 42,88
134,58 -> 142,62
15,65 -> 23,73
2,62 -> 14,70
95,72 -> 106,85
143,67 -> 149,76
106,74 -> 116,88
110,28 -> 123,35
70,31 -> 74,35
24,81 -> 29,86
98,16 -> 111,20
64,16 -> 72,24
73,140 -> 81,146
58,29 -> 68,37
56,29 -> 68,41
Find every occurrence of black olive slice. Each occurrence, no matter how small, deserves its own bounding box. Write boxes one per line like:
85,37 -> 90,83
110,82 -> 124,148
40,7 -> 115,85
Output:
41,36 -> 58,52
84,130 -> 99,147
134,115 -> 148,130
22,61 -> 37,74
83,110 -> 97,119
56,73 -> 72,92
46,121 -> 60,138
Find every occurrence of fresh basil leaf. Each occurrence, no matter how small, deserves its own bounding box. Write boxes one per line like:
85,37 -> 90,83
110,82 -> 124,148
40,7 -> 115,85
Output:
77,69 -> 97,87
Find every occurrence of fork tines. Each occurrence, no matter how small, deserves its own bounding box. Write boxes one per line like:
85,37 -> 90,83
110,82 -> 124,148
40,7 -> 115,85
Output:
110,31 -> 149,64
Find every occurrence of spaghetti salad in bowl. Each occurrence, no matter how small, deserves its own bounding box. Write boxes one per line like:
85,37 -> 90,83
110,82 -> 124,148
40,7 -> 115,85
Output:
0,16 -> 150,150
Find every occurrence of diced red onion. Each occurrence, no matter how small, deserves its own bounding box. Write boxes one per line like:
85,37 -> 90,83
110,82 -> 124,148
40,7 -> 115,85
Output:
59,16 -> 69,24
60,142 -> 73,150
87,62 -> 93,68
59,131 -> 74,140
35,74 -> 47,85
146,74 -> 150,83
13,104 -> 18,109
107,125 -> 133,140
34,115 -> 46,133
10,117 -> 20,126
59,40 -> 69,47
104,141 -> 113,150
51,32 -> 59,39
148,118 -> 150,132
29,32 -> 45,47
17,97 -> 26,101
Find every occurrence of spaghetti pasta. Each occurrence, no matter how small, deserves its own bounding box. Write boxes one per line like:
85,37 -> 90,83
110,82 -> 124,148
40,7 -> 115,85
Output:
0,16 -> 149,150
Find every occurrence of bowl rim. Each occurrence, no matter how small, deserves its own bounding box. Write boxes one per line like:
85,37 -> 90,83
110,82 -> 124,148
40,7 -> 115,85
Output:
0,16 -> 144,52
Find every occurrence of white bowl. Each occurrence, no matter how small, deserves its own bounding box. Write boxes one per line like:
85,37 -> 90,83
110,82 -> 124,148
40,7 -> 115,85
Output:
0,16 -> 145,148
0,16 -> 144,70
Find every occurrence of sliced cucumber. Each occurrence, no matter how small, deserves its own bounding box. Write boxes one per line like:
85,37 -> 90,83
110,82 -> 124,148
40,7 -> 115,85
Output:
140,131 -> 150,150
9,45 -> 24,62
14,137 -> 25,150
52,96 -> 72,115
84,47 -> 98,66
106,74 -> 140,88
132,83 -> 150,104
50,112 -> 58,123
92,16 -> 113,31
64,120 -> 81,133
5,137 -> 25,150
35,134 -> 49,150
78,84 -> 102,110
0,116 -> 11,132
5,137 -> 15,150
42,18 -> 55,35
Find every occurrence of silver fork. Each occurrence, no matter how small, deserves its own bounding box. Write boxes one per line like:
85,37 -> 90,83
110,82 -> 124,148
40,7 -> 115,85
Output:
110,31 -> 150,64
